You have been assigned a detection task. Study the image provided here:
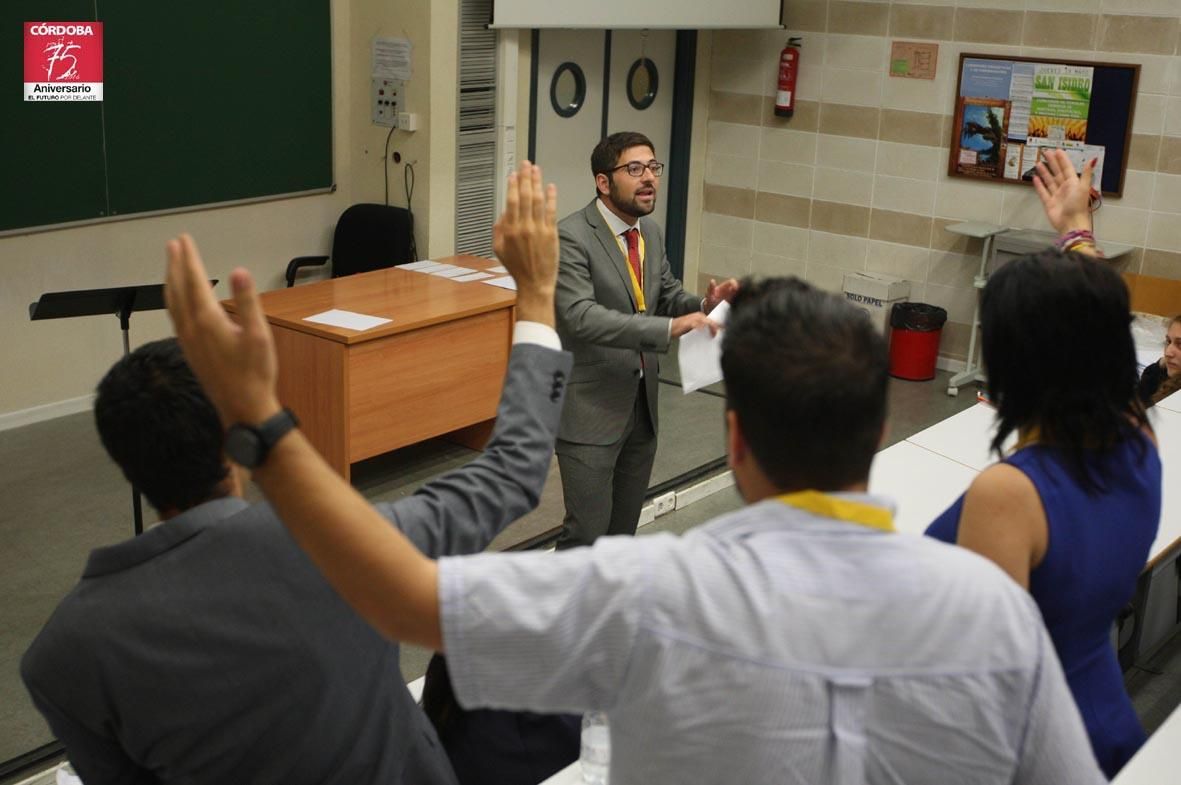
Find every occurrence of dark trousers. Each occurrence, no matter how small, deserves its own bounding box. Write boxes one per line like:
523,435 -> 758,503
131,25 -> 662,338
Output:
555,381 -> 657,549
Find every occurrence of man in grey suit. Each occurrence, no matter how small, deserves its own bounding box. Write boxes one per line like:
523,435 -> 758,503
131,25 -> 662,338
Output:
20,186 -> 571,785
555,131 -> 737,547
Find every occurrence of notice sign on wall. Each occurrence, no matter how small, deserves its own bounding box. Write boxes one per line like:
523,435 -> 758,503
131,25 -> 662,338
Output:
24,22 -> 104,101
890,41 -> 938,80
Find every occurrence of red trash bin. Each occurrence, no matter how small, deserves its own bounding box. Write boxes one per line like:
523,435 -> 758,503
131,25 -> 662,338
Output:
888,302 -> 947,381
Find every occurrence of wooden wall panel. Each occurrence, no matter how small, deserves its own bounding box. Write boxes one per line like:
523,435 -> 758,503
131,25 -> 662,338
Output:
1126,273 -> 1181,317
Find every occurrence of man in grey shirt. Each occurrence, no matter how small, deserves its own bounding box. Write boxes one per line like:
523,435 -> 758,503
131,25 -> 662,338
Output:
164,163 -> 1104,784
21,172 -> 572,785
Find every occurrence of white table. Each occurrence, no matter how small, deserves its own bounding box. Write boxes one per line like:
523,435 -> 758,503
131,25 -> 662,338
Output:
539,762 -> 581,784
993,228 -> 1135,262
408,675 -> 424,703
1153,392 -> 1181,566
1147,406 -> 1181,566
1155,388 -> 1181,415
900,401 -> 1180,565
904,402 -> 1009,472
1111,703 -> 1181,783
869,440 -> 978,536
892,400 -> 1181,671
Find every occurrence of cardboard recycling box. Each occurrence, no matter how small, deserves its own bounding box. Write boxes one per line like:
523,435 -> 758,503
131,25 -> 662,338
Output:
842,272 -> 911,335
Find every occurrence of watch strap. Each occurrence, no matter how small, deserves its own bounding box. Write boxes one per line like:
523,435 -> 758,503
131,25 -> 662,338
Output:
256,407 -> 299,452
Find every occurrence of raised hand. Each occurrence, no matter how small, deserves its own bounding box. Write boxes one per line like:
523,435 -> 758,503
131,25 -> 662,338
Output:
492,160 -> 559,326
164,234 -> 280,426
704,277 -> 740,312
1032,149 -> 1095,235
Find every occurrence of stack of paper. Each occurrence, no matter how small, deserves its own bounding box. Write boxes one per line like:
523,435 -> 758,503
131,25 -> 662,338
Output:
482,276 -> 517,291
304,309 -> 392,332
400,260 -> 499,284
678,301 -> 731,393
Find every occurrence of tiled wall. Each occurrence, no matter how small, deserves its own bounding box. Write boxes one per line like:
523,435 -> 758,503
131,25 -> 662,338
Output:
699,0 -> 1181,360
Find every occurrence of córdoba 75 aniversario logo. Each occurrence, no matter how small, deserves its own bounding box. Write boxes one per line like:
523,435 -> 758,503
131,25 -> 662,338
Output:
24,21 -> 104,102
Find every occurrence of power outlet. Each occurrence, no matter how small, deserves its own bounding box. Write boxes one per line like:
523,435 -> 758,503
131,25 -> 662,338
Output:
653,491 -> 677,517
372,78 -> 402,127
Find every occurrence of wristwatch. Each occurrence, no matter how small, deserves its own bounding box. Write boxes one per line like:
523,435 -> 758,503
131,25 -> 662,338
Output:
225,408 -> 299,468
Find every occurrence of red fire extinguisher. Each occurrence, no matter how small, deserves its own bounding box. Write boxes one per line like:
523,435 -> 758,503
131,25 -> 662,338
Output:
775,37 -> 802,118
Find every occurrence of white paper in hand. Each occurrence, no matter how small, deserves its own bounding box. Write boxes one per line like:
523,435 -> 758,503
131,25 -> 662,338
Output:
678,301 -> 730,394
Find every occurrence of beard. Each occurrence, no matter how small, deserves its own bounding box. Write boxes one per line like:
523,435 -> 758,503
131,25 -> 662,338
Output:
607,177 -> 657,218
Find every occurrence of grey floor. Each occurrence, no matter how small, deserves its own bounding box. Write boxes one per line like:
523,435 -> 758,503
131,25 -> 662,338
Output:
2,364 -> 1178,779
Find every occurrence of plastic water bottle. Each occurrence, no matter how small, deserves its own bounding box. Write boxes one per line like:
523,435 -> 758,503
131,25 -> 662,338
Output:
580,711 -> 610,785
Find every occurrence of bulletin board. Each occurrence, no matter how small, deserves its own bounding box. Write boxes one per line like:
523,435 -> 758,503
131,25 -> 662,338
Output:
948,54 -> 1139,196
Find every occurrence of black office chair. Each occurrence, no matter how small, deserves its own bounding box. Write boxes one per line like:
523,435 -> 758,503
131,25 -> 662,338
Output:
285,203 -> 415,287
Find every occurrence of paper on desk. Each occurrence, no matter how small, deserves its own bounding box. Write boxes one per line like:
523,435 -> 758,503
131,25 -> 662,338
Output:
304,309 -> 392,331
430,265 -> 476,278
411,261 -> 450,273
488,265 -> 508,273
454,271 -> 494,282
678,301 -> 730,394
400,260 -> 440,271
482,276 -> 518,291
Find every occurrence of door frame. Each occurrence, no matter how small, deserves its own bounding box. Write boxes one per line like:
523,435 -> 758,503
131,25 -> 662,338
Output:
528,29 -> 697,280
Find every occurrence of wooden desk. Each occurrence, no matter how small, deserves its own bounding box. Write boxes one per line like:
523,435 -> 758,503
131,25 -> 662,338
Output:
227,256 -> 515,480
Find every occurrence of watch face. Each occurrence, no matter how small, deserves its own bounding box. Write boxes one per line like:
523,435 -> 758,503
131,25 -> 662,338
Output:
225,425 -> 262,467
225,409 -> 297,468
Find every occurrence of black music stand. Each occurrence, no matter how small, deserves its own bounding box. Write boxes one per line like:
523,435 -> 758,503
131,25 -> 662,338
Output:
29,281 -> 217,535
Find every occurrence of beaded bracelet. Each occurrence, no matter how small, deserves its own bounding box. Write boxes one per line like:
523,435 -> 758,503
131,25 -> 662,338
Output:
1055,228 -> 1094,251
1061,236 -> 1106,259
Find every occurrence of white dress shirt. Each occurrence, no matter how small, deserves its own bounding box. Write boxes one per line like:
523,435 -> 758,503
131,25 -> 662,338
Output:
595,196 -> 635,242
594,198 -> 692,345
438,494 -> 1103,785
512,320 -> 561,351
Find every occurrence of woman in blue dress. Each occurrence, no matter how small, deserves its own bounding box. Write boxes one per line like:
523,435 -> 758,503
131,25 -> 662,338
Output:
926,150 -> 1161,778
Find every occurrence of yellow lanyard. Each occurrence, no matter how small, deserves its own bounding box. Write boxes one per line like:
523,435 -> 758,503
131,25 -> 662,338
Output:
775,490 -> 895,533
612,230 -> 647,313
1012,427 -> 1040,452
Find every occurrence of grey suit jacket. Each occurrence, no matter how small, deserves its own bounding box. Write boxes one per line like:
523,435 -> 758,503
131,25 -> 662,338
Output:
555,199 -> 701,445
21,342 -> 572,785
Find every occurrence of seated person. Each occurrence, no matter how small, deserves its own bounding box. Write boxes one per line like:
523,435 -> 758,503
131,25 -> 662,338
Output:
421,654 -> 579,785
927,150 -> 1161,778
1138,314 -> 1181,406
20,193 -> 572,785
162,162 -> 1105,784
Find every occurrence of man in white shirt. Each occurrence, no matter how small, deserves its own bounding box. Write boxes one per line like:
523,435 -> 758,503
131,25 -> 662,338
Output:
163,161 -> 1104,784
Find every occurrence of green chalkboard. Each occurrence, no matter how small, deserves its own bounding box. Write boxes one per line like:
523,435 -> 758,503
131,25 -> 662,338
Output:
3,1 -> 332,234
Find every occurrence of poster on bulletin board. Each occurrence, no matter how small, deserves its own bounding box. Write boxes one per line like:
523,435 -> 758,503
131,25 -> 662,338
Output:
949,54 -> 1139,196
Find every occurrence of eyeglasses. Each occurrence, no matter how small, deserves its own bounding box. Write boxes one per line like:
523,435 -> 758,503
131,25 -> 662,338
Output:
608,161 -> 664,177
